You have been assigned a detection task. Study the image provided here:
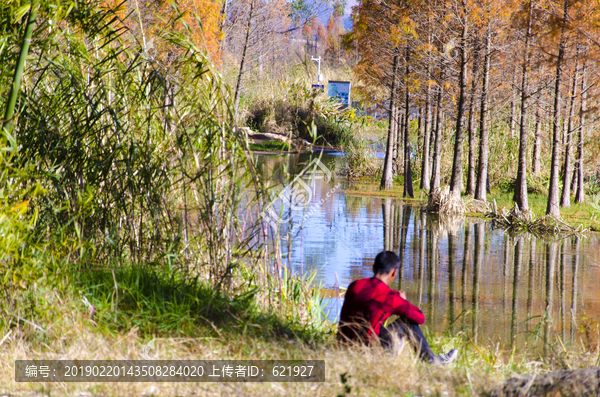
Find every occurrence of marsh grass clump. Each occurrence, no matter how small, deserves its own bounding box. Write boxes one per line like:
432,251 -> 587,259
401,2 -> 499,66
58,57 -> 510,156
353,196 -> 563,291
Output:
488,202 -> 584,234
341,138 -> 381,179
69,261 -> 330,342
426,187 -> 445,212
427,186 -> 467,215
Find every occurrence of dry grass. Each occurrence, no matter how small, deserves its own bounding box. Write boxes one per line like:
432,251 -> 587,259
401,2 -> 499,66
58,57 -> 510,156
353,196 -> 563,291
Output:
428,187 -> 467,215
0,326 -> 477,397
2,293 -> 599,397
465,199 -> 490,214
485,201 -> 586,235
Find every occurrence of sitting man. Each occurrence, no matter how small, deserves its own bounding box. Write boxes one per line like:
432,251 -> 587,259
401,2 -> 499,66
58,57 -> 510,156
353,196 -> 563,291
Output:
337,251 -> 458,364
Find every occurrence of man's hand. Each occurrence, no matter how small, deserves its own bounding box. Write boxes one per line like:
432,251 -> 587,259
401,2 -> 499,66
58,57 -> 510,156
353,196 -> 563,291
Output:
399,290 -> 407,300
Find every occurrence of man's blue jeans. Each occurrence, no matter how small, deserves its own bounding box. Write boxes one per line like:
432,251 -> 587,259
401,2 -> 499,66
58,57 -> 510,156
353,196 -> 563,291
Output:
379,318 -> 435,362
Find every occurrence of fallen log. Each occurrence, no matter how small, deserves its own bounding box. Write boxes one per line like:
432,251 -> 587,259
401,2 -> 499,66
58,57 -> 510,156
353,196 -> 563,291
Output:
238,127 -> 312,148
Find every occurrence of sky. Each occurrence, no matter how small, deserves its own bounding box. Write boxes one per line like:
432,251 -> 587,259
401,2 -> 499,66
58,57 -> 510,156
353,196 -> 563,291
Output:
344,0 -> 357,29
345,0 -> 357,16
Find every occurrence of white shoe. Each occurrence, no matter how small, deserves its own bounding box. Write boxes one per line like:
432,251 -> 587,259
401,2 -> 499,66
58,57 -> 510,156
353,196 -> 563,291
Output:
435,348 -> 459,365
391,336 -> 405,356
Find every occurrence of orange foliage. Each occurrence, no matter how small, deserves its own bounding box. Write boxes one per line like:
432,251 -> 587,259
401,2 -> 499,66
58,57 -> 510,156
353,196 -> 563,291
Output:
326,13 -> 344,53
171,0 -> 223,61
302,16 -> 327,43
100,0 -> 223,62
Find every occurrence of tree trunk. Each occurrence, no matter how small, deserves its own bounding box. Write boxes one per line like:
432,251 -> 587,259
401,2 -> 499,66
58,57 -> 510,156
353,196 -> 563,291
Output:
393,106 -> 400,176
418,106 -> 423,147
397,107 -> 405,175
509,65 -> 518,139
532,100 -> 542,175
430,60 -> 444,192
575,61 -> 587,203
466,40 -> 481,196
571,154 -> 578,194
429,101 -> 437,175
475,27 -> 491,201
421,66 -> 432,191
513,0 -> 533,212
233,0 -> 255,120
546,0 -> 569,218
449,18 -> 469,194
403,46 -> 414,198
561,47 -> 580,208
381,53 -> 401,189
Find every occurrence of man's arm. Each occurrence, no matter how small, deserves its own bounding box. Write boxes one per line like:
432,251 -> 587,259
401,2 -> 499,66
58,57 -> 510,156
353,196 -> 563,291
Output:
391,291 -> 425,324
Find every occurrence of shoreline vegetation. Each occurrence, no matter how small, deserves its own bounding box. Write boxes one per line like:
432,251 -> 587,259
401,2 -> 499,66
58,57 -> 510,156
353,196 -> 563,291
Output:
2,0 -> 600,396
3,283 -> 600,396
340,176 -> 600,233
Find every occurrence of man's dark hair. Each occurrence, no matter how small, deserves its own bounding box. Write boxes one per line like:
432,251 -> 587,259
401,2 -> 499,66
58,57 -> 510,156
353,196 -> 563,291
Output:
373,251 -> 400,275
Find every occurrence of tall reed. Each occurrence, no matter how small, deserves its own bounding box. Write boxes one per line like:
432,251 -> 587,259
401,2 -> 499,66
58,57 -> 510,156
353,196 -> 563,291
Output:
1,0 -> 326,336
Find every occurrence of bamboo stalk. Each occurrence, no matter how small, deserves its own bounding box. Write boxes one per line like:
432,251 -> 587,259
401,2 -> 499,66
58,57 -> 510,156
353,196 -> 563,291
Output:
3,2 -> 37,130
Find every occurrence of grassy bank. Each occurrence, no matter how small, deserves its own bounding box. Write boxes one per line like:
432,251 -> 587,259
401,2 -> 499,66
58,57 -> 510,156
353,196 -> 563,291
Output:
340,176 -> 600,232
479,191 -> 600,232
2,276 -> 599,396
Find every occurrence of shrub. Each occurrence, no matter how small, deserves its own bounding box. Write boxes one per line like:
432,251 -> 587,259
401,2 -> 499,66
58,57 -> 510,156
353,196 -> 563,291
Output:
341,138 -> 381,178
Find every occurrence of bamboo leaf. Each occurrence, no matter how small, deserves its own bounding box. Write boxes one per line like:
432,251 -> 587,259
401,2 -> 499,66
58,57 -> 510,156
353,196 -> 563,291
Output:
13,5 -> 31,22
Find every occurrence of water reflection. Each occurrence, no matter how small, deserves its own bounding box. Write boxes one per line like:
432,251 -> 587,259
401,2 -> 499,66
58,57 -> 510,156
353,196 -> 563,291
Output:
510,237 -> 524,346
571,237 -> 580,341
472,222 -> 484,343
545,242 -> 557,355
256,152 -> 600,349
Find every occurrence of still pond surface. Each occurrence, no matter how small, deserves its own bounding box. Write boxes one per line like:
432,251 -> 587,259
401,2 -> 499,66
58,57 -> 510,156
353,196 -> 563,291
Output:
255,151 -> 600,349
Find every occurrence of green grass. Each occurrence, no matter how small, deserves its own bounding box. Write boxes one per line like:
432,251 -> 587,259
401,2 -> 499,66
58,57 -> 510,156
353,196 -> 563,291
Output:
249,141 -> 291,152
482,190 -> 600,231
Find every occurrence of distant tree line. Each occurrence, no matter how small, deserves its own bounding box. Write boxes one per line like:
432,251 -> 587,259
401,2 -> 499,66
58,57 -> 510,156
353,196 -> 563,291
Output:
347,0 -> 600,218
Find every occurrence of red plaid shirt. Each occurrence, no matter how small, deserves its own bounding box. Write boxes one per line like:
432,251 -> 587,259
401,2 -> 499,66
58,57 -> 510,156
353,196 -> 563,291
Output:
337,277 -> 425,343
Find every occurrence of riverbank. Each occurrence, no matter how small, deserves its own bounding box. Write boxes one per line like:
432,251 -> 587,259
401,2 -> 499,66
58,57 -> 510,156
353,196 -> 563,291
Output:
340,176 -> 600,232
2,280 -> 598,397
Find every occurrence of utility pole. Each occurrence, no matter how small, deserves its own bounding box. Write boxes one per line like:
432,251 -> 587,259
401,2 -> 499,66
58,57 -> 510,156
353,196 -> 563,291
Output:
311,56 -> 323,84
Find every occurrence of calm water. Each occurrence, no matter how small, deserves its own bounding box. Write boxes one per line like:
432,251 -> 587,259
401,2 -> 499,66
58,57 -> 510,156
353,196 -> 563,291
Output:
255,152 -> 600,348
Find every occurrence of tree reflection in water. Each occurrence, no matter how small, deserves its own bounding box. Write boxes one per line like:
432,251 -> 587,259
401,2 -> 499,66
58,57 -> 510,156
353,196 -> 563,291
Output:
256,153 -> 600,350
377,200 -> 598,351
